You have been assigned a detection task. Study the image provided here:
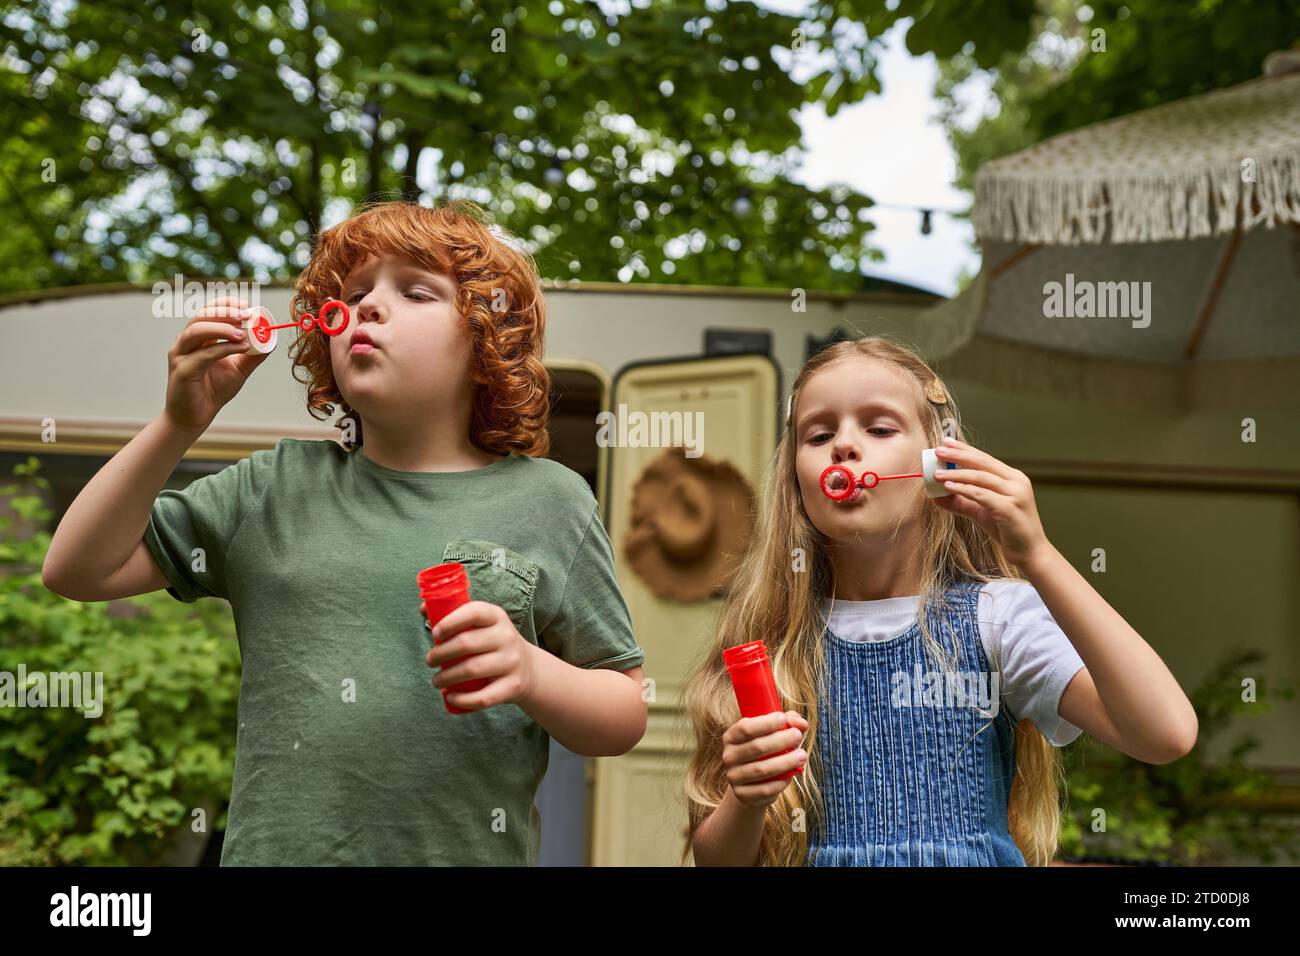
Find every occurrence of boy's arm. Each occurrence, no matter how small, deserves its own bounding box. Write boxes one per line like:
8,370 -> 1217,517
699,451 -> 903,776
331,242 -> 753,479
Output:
43,412 -> 203,601
45,296 -> 270,602
516,495 -> 647,756
517,655 -> 646,758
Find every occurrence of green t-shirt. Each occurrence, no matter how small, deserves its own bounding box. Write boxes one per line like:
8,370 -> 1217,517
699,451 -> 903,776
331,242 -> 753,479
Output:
143,438 -> 644,866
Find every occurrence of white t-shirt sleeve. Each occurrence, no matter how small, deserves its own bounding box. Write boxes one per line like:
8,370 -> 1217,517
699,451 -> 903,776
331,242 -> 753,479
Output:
979,580 -> 1086,747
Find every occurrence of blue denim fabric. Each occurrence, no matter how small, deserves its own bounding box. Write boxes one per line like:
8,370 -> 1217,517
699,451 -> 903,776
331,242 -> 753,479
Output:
806,580 -> 1025,866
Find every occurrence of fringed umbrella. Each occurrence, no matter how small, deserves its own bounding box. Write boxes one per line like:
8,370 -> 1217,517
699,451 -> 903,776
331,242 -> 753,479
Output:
915,52 -> 1300,412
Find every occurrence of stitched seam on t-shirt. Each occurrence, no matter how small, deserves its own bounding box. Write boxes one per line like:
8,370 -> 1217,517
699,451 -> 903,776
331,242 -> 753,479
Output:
975,582 -> 1020,725
442,542 -> 540,590
222,444 -> 279,589
982,608 -> 1082,736
580,647 -> 644,670
143,517 -> 191,602
1038,664 -> 1079,742
539,500 -> 598,638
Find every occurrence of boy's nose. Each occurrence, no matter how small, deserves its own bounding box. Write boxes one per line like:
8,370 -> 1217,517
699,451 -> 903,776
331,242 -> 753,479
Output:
356,300 -> 385,323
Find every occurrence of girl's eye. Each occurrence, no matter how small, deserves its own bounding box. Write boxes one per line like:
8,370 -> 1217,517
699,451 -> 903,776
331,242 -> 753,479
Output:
809,427 -> 894,443
345,291 -> 364,304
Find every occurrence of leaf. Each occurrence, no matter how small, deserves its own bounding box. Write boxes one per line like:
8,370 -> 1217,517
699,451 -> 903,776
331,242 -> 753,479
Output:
355,68 -> 482,104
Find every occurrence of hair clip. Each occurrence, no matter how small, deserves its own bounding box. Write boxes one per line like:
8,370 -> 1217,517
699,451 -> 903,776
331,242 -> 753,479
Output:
924,378 -> 947,404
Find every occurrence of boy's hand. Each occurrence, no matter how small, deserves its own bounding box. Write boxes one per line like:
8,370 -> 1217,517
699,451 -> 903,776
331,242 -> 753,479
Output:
164,297 -> 271,432
422,600 -> 538,711
931,437 -> 1051,569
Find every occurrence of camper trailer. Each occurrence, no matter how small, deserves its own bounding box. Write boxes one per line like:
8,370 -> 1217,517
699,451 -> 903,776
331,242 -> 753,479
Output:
2,278 -> 1297,865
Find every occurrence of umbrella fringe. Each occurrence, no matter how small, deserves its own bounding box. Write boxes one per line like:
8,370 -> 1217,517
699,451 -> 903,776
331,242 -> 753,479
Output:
974,152 -> 1300,246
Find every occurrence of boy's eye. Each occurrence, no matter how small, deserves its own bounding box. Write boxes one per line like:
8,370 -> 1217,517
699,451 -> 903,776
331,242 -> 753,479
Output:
343,289 -> 435,303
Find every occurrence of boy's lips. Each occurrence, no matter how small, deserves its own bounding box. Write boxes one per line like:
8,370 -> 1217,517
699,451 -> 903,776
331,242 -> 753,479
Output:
350,328 -> 380,350
349,330 -> 380,356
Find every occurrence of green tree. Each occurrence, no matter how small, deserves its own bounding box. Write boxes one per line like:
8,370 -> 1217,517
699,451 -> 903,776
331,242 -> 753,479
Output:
1,0 -> 1048,295
1059,647 -> 1298,865
935,0 -> 1300,197
0,458 -> 241,865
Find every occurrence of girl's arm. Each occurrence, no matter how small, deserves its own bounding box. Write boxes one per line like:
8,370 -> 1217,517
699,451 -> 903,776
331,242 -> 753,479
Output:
690,711 -> 809,866
690,787 -> 767,866
933,438 -> 1197,764
1021,544 -> 1197,763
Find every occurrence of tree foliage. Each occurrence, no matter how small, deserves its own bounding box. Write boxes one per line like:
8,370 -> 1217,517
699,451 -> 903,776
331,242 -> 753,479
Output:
935,0 -> 1300,197
1,0 -> 1051,296
0,458 -> 241,865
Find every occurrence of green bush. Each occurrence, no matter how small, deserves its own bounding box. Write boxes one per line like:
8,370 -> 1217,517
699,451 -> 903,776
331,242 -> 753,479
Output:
0,456 -> 240,865
1058,647 -> 1298,865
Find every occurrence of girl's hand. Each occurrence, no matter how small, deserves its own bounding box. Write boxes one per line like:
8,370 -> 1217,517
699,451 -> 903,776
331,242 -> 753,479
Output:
932,437 -> 1051,569
722,710 -> 809,808
423,601 -> 537,711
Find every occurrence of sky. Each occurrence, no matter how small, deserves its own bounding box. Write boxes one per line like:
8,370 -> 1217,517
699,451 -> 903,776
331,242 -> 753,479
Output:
778,12 -> 991,296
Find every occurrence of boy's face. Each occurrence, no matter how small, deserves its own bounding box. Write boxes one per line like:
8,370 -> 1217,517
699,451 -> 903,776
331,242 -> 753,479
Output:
331,253 -> 471,426
792,356 -> 929,543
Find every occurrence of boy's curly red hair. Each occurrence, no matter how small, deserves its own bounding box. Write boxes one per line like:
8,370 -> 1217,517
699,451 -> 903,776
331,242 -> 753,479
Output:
288,199 -> 550,457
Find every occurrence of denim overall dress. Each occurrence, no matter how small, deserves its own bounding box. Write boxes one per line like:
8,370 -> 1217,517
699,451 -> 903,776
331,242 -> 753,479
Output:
805,580 -> 1026,866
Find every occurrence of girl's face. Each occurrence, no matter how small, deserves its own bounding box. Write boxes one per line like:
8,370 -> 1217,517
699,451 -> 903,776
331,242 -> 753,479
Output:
793,356 -> 930,542
331,253 -> 472,423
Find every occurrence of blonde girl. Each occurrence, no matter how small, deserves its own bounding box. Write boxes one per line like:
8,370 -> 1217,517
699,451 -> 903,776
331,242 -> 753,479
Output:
683,335 -> 1196,866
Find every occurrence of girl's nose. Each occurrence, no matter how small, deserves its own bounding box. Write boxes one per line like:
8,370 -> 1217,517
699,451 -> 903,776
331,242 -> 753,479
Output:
831,438 -> 861,465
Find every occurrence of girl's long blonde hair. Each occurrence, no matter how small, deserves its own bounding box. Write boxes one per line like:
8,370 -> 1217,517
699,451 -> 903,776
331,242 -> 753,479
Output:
680,335 -> 1063,867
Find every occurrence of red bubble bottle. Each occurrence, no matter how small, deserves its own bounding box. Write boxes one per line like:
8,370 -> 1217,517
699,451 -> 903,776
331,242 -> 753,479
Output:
722,640 -> 804,781
418,562 -> 489,715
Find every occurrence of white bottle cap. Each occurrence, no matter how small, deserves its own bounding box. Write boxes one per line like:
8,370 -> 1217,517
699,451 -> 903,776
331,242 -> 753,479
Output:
242,307 -> 277,354
922,447 -> 954,497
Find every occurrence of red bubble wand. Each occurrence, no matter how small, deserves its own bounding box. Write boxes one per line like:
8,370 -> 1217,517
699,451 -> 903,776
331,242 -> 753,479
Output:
819,462 -> 923,501
242,298 -> 351,352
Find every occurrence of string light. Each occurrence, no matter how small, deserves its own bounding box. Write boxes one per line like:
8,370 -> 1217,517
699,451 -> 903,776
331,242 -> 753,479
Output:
733,187 -> 752,217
